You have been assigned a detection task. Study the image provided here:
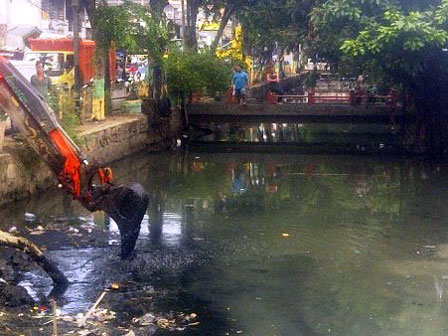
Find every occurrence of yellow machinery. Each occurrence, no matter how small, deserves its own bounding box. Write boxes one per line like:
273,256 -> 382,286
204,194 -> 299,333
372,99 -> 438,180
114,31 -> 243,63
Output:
216,25 -> 254,83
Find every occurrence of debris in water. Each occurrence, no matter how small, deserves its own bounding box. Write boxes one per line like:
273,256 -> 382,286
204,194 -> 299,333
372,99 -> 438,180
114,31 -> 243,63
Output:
282,233 -> 290,237
24,213 -> 37,222
133,311 -> 199,330
30,230 -> 45,235
68,227 -> 80,234
138,313 -> 156,325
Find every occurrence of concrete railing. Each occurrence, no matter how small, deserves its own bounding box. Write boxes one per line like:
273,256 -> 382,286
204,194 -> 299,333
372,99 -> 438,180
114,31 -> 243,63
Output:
267,89 -> 398,108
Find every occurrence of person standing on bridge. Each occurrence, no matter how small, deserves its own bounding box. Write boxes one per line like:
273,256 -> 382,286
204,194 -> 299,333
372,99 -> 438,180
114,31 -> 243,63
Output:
232,65 -> 248,106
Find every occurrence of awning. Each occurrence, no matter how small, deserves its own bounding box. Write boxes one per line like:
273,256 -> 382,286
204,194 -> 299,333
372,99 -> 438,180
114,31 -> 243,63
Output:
8,25 -> 42,39
6,25 -> 42,50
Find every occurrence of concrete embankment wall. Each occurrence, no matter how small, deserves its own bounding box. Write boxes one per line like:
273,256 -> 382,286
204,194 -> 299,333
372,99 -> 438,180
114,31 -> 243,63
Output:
0,113 -> 179,207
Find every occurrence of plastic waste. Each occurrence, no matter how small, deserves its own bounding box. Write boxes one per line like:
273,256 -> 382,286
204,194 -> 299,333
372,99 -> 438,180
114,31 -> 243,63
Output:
24,213 -> 37,222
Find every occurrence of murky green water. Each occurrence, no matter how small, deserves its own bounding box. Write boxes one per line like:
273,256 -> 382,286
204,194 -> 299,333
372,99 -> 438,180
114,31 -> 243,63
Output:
195,122 -> 397,143
2,151 -> 448,336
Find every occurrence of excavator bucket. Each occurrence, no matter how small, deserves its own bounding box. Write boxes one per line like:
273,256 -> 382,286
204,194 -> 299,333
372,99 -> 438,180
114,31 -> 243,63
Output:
89,182 -> 149,259
0,56 -> 149,259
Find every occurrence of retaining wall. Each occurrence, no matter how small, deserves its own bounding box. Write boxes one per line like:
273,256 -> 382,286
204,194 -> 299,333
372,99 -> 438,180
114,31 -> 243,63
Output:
0,113 -> 177,207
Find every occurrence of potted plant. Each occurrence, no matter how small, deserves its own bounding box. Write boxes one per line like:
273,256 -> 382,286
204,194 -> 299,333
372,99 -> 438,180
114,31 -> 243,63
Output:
0,109 -> 7,152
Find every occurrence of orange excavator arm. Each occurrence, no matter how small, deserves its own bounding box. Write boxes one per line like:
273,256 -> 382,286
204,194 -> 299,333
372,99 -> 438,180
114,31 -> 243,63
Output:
0,56 -> 148,259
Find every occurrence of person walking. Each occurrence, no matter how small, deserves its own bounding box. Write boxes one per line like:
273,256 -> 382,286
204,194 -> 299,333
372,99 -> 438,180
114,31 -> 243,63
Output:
31,61 -> 52,101
232,65 -> 248,106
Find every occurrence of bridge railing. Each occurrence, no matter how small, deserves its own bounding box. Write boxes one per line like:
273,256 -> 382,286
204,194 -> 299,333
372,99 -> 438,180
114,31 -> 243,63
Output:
266,89 -> 398,107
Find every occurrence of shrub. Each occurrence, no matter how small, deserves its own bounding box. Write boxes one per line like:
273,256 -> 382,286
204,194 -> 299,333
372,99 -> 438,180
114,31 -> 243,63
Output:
164,46 -> 232,100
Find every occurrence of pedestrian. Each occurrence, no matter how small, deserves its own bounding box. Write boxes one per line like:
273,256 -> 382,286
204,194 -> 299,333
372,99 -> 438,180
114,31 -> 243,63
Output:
267,68 -> 280,94
355,70 -> 368,104
116,61 -> 124,82
232,65 -> 248,106
30,61 -> 52,101
367,84 -> 378,105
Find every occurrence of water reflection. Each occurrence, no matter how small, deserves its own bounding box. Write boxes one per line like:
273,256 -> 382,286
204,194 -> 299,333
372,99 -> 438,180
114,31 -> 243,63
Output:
194,122 -> 398,146
3,152 -> 448,335
161,212 -> 182,246
19,248 -> 107,313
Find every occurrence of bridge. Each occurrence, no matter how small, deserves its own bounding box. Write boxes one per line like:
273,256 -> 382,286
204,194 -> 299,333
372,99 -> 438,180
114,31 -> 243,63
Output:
187,102 -> 409,125
185,76 -> 413,154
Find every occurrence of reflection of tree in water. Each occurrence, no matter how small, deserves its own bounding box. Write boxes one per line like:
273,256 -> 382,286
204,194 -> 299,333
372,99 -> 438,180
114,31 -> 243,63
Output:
133,152 -> 448,335
148,186 -> 164,244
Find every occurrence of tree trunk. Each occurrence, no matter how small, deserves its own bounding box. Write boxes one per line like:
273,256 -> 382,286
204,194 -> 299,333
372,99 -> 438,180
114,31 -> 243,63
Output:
149,0 -> 168,103
210,4 -> 237,52
414,51 -> 448,156
104,49 -> 111,116
0,230 -> 68,285
153,64 -> 163,102
82,1 -> 110,120
186,0 -> 199,50
149,0 -> 168,18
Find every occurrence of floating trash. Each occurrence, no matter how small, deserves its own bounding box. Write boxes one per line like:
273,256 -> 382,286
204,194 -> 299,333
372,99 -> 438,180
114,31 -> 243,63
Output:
24,213 -> 37,222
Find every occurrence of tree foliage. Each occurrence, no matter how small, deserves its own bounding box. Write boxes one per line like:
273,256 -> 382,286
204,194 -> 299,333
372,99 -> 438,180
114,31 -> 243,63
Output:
311,0 -> 448,79
164,46 -> 232,99
311,0 -> 448,152
92,2 -> 131,53
94,1 -> 171,67
239,0 -> 311,55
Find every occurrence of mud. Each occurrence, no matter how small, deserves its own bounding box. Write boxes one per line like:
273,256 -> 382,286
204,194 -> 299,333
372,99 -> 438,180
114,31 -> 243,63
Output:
0,215 -> 209,336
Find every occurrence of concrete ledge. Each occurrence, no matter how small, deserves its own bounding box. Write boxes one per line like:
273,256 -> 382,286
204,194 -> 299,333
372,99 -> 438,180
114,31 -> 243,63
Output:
0,114 -> 153,207
188,102 -> 407,124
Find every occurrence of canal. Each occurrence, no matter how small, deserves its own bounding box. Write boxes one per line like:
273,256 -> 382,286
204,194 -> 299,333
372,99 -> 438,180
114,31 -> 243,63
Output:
1,148 -> 448,335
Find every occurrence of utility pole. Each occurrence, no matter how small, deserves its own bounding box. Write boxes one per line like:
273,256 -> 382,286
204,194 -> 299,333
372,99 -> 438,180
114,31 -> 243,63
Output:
72,0 -> 82,91
181,0 -> 186,49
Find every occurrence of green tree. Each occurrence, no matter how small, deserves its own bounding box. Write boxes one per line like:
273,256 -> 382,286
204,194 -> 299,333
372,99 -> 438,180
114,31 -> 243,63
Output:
164,46 -> 232,102
206,0 -> 262,52
311,0 -> 448,153
90,2 -> 133,102
238,0 -> 312,73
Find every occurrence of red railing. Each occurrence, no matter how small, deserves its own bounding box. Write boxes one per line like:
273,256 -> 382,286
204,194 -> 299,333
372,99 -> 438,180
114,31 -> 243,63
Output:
267,89 -> 398,107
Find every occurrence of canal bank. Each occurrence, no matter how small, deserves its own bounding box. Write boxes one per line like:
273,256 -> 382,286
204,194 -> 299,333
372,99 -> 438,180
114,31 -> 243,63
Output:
0,111 -> 182,207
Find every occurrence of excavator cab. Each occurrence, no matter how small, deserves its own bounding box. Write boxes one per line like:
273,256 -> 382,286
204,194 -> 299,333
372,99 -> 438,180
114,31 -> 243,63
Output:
0,56 -> 148,259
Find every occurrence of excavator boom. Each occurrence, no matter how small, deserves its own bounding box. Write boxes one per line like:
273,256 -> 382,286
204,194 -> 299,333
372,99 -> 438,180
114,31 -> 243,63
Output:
0,56 -> 148,259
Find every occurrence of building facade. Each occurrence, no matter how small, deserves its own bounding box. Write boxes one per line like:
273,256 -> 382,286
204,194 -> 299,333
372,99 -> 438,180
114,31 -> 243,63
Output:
0,0 -> 88,52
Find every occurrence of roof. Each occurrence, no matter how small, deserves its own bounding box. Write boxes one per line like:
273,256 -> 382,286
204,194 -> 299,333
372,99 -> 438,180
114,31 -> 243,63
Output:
7,25 -> 42,39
